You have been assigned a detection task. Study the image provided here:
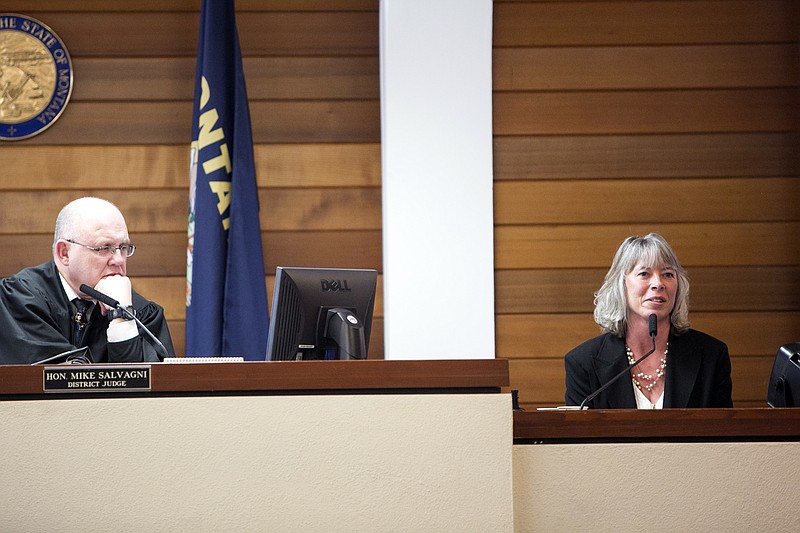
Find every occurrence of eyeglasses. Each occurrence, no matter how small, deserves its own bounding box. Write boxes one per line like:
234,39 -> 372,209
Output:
66,239 -> 136,257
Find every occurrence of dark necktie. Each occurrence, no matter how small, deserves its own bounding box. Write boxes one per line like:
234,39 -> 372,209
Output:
73,299 -> 92,347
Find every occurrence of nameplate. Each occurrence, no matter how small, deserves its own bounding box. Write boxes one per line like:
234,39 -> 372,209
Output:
42,366 -> 151,393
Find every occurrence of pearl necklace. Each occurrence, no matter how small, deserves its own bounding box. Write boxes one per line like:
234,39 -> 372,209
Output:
626,342 -> 668,393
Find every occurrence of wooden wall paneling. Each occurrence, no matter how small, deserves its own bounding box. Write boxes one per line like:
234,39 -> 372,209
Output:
1,144 -> 381,189
0,189 -> 382,234
3,1 -> 378,12
0,191 -> 187,234
238,11 -> 379,56
502,309 -> 797,405
262,188 -> 381,230
24,12 -> 378,57
496,269 -> 602,314
734,401 -> 772,408
493,133 -> 800,181
261,230 -> 383,273
2,0 -> 796,412
0,230 -> 383,283
369,318 -> 384,359
689,312 -> 800,357
263,188 -> 381,231
493,0 -> 798,46
71,56 -> 379,101
130,275 -> 384,322
0,237 -> 54,279
497,312 -> 800,360
2,146 -> 189,189
494,44 -> 800,91
259,144 -> 381,187
231,101 -> 382,144
493,89 -> 797,135
162,317 -> 385,362
690,266 -> 800,313
495,223 -> 800,269
21,100 -> 381,145
502,310 -> 799,407
495,266 -> 800,314
498,313 -> 599,360
730,356 -> 780,403
0,3 -> 383,361
508,356 -> 777,408
267,188 -> 380,230
494,178 -> 800,225
508,358 -> 566,406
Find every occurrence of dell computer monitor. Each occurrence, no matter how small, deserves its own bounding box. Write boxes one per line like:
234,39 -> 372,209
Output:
266,267 -> 378,361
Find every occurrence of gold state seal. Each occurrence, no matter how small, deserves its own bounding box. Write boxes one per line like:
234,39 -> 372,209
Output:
0,13 -> 73,141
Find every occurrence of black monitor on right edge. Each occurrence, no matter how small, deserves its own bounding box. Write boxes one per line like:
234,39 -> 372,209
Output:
767,342 -> 800,407
266,267 -> 378,361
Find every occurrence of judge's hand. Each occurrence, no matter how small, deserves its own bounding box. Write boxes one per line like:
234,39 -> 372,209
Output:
93,275 -> 133,315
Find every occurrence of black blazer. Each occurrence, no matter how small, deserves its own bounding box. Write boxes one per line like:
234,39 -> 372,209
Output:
565,329 -> 733,408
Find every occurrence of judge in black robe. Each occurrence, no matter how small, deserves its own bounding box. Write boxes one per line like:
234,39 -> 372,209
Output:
0,261 -> 174,364
0,197 -> 174,364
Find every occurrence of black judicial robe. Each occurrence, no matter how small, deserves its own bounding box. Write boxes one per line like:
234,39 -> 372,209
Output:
0,261 -> 175,364
564,329 -> 733,409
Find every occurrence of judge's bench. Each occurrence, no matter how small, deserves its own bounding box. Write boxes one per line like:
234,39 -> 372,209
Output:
1,359 -> 797,532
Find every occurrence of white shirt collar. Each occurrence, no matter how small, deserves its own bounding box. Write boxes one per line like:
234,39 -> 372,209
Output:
59,273 -> 91,303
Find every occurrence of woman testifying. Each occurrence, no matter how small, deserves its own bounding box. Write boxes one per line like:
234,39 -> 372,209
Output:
564,233 -> 733,409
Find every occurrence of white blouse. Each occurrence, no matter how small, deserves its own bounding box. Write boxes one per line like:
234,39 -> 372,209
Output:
632,380 -> 664,409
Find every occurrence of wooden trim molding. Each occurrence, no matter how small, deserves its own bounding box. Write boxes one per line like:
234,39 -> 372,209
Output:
514,408 -> 800,443
0,359 -> 509,398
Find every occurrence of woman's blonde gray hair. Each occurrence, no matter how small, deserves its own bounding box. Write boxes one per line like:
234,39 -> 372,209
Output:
593,233 -> 691,337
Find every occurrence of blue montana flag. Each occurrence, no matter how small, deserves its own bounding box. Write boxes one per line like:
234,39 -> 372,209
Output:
186,0 -> 269,360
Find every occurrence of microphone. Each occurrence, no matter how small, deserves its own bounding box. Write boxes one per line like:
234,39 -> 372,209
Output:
579,313 -> 658,410
79,284 -> 169,361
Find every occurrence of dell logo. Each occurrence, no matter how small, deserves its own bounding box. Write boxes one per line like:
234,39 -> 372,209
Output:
320,279 -> 352,292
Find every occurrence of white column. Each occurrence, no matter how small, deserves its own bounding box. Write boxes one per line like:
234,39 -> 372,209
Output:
380,0 -> 495,359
